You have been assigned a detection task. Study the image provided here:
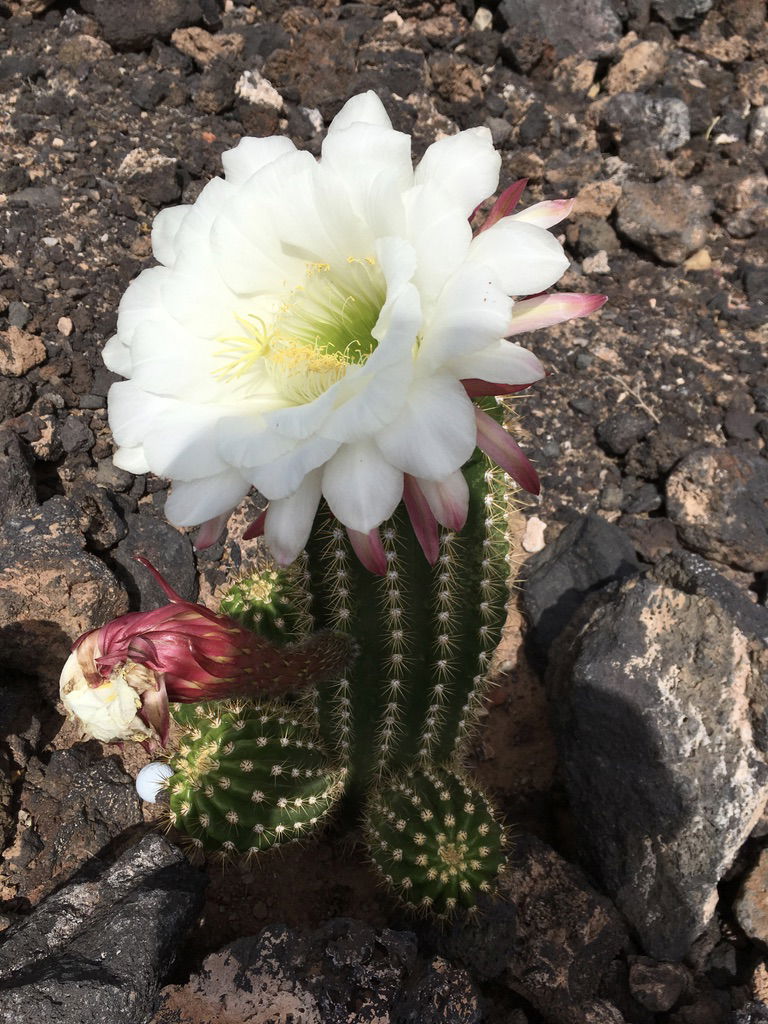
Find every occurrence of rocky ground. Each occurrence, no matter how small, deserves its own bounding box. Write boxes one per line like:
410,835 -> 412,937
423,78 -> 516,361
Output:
0,0 -> 766,1020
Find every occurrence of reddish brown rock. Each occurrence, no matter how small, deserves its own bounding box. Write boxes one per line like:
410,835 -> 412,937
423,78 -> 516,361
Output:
0,328 -> 46,377
735,848 -> 768,946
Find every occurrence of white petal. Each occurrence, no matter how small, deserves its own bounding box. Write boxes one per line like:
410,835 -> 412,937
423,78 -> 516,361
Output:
376,375 -> 476,481
322,439 -> 403,533
129,319 -> 221,401
468,220 -> 569,296
248,436 -> 340,500
419,262 -> 512,371
165,469 -> 251,527
417,470 -> 469,531
143,404 -> 232,479
328,91 -> 392,131
117,266 -> 168,342
511,198 -> 574,229
404,183 -> 472,304
264,470 -> 322,565
112,445 -> 150,474
322,122 -> 413,214
415,127 -> 500,217
108,381 -> 174,448
448,339 -> 544,384
221,136 -> 297,186
102,334 -> 132,376
151,205 -> 191,267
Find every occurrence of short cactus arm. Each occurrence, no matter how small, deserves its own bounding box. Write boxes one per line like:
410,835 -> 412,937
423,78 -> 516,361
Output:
167,702 -> 344,856
365,764 -> 507,915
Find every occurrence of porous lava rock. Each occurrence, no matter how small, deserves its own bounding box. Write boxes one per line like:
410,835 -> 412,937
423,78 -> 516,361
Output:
522,514 -> 640,665
615,178 -> 712,265
439,835 -> 627,1024
665,447 -> 768,572
548,572 -> 768,959
0,834 -> 205,1024
151,918 -> 480,1024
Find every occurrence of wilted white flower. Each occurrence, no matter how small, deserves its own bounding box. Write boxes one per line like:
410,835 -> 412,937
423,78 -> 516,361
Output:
105,92 -> 603,571
59,558 -> 352,745
60,659 -> 154,743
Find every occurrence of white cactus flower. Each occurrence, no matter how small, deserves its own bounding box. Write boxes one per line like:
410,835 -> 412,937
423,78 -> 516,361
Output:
105,91 -> 604,571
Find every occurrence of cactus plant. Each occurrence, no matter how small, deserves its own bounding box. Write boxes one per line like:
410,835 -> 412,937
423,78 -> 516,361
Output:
168,434 -> 519,910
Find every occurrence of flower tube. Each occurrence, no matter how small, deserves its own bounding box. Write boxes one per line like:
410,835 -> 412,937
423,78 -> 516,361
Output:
59,559 -> 352,745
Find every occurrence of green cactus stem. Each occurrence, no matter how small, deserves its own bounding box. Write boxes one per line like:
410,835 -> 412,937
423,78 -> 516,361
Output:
166,702 -> 344,856
364,765 -> 506,915
304,449 -> 511,802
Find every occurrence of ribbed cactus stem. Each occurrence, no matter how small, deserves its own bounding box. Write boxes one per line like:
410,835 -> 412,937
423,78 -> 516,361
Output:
303,450 -> 510,801
365,765 -> 506,915
166,702 -> 344,856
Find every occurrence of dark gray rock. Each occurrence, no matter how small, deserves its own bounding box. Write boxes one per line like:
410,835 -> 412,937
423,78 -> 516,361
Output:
7,301 -> 30,329
547,573 -> 768,960
0,746 -> 142,904
152,919 -> 479,1024
0,379 -> 33,420
80,0 -> 204,52
522,514 -> 640,665
59,412 -> 95,454
0,429 -> 37,524
615,178 -> 712,265
734,847 -> 768,947
651,0 -> 713,29
438,836 -> 627,1024
598,92 -> 690,154
68,482 -> 129,552
732,1004 -> 768,1024
654,549 -> 768,645
116,148 -> 181,207
576,217 -> 621,257
665,447 -> 768,572
497,0 -> 622,59
0,833 -> 205,1024
393,956 -> 481,1024
628,957 -> 691,1012
596,409 -> 656,456
0,497 -> 128,686
112,511 -> 197,608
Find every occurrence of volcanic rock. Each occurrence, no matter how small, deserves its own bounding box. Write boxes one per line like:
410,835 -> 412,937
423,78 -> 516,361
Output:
615,178 -> 712,265
548,572 -> 768,959
151,919 -> 480,1024
439,835 -> 627,1024
0,833 -> 205,1023
522,514 -> 640,665
665,447 -> 768,572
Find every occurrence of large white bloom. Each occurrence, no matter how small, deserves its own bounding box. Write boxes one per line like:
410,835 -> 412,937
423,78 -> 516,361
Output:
105,91 -> 603,569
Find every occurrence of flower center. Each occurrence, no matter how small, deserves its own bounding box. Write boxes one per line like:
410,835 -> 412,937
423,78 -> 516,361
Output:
215,257 -> 386,405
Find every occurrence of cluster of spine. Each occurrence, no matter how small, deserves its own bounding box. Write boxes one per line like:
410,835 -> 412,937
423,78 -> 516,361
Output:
166,702 -> 344,856
167,443 -> 518,912
365,765 -> 506,916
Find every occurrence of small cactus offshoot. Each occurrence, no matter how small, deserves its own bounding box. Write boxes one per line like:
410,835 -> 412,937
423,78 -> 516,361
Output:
365,765 -> 506,916
166,702 -> 344,856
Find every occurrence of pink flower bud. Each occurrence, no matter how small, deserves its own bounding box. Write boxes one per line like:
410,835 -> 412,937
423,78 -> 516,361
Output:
59,558 -> 352,746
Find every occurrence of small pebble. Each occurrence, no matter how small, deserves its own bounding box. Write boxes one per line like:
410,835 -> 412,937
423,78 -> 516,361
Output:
522,515 -> 547,553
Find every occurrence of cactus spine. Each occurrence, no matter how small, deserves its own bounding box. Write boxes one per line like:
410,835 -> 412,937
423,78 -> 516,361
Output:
168,432 -> 518,912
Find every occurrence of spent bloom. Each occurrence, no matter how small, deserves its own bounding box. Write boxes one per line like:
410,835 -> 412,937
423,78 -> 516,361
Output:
105,91 -> 604,571
59,558 -> 351,745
